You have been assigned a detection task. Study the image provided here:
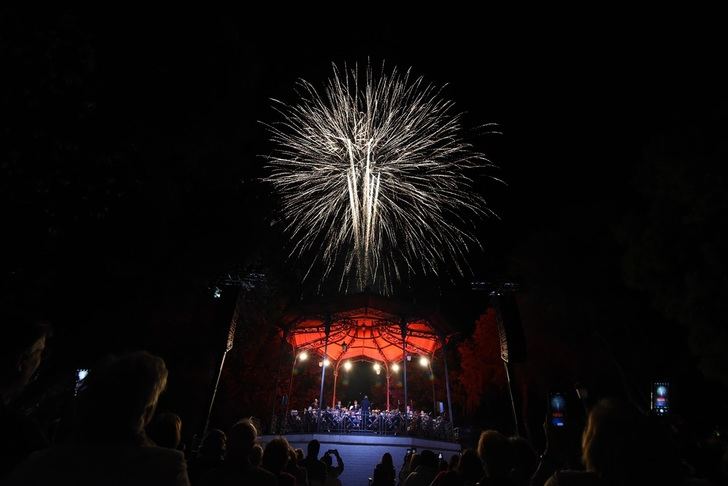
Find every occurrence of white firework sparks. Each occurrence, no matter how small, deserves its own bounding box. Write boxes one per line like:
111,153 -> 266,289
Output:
265,63 -> 495,294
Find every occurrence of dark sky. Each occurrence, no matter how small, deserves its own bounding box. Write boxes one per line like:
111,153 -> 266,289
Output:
2,9 -> 728,428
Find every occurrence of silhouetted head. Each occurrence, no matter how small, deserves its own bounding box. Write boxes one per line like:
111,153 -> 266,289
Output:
147,412 -> 182,449
458,449 -> 484,483
581,398 -> 644,484
263,438 -> 291,473
478,430 -> 513,479
227,419 -> 258,461
199,428 -> 226,460
307,439 -> 321,458
420,449 -> 437,469
0,308 -> 51,404
77,351 -> 167,444
250,444 -> 263,466
381,452 -> 393,469
448,453 -> 460,471
509,436 -> 537,486
409,453 -> 421,470
581,398 -> 684,486
288,447 -> 298,467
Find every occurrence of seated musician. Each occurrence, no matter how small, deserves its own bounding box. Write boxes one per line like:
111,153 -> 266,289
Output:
349,400 -> 359,411
311,398 -> 319,409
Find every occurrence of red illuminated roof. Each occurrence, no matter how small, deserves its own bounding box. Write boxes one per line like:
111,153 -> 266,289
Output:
281,294 -> 450,364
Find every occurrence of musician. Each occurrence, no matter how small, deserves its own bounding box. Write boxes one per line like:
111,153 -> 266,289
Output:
349,400 -> 359,411
360,395 -> 371,430
336,400 -> 343,410
361,395 -> 371,413
311,398 -> 319,409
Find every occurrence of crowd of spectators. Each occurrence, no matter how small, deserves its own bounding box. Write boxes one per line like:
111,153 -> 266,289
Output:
3,308 -> 728,485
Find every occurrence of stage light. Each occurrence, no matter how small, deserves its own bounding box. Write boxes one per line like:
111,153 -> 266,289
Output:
344,360 -> 352,371
391,363 -> 400,372
298,351 -> 308,361
373,363 -> 381,373
323,358 -> 330,367
419,356 -> 429,367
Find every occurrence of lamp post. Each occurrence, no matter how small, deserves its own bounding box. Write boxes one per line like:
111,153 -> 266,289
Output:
201,287 -> 239,447
331,366 -> 339,408
331,342 -> 348,408
441,336 -> 454,426
389,362 -> 401,412
317,316 -> 332,432
372,361 -> 389,411
285,350 -> 308,423
420,356 -> 437,415
400,318 -> 408,429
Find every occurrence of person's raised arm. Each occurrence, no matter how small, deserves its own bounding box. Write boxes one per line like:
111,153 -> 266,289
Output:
332,449 -> 344,476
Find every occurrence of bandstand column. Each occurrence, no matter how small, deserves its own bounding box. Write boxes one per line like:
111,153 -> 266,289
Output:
442,336 -> 454,426
332,368 -> 339,408
386,372 -> 391,411
400,317 -> 408,423
317,316 -> 331,432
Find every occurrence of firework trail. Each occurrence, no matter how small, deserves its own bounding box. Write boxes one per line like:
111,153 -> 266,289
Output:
265,62 -> 495,294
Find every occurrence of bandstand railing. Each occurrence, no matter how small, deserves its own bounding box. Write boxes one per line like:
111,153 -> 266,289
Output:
280,408 -> 457,442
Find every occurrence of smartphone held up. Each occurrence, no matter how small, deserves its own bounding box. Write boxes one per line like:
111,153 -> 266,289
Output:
651,381 -> 670,416
549,392 -> 567,427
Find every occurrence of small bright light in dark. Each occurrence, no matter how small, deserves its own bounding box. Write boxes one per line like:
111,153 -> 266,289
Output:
391,363 -> 400,372
298,351 -> 308,361
344,360 -> 352,371
213,287 -> 222,299
419,356 -> 429,367
74,368 -> 89,396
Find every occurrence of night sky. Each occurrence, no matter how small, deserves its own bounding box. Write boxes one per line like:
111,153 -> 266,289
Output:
2,9 -> 727,439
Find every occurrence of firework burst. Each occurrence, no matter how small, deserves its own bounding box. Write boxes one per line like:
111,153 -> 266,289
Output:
265,63 -> 495,294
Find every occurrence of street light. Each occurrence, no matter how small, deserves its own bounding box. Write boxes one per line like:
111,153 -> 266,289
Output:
420,356 -> 436,414
391,362 -> 400,372
286,349 -> 310,426
344,360 -> 352,371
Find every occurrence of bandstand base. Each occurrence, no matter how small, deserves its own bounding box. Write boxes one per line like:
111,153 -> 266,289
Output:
260,433 -> 461,486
